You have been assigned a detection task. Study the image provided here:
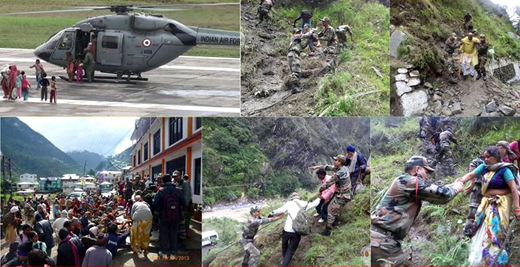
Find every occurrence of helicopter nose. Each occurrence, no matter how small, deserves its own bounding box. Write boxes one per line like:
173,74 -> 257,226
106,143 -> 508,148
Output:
34,44 -> 51,62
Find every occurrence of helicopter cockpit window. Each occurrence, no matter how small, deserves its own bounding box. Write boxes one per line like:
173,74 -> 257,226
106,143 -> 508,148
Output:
58,32 -> 73,50
163,23 -> 179,34
101,36 -> 118,49
45,31 -> 63,50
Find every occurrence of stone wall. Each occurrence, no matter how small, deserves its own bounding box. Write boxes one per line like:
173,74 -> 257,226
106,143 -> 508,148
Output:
489,59 -> 520,85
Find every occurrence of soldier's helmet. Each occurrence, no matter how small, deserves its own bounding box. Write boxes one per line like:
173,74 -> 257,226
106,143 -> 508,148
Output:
250,206 -> 260,214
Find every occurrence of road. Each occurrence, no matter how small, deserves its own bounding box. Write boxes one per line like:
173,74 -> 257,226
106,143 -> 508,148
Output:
0,48 -> 240,116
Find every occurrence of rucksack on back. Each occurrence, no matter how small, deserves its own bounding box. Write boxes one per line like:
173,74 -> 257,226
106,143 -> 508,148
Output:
289,201 -> 312,236
161,187 -> 181,223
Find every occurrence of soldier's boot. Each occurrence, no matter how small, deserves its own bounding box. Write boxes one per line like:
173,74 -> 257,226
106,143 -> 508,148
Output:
320,224 -> 333,236
290,82 -> 302,94
463,218 -> 476,237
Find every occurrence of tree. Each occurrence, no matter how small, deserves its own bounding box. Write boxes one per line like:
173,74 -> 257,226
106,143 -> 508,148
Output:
88,169 -> 96,176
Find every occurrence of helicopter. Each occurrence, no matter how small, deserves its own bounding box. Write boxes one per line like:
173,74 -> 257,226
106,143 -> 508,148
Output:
1,4 -> 240,82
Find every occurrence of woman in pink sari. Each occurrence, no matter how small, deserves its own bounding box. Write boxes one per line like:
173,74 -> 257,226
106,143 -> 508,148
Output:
7,64 -> 19,100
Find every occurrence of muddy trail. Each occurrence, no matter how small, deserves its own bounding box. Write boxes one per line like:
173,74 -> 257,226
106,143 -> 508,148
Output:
240,2 -> 338,117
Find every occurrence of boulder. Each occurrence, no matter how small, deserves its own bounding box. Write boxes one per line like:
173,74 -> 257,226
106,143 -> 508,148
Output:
390,30 -> 407,58
397,68 -> 408,74
395,81 -> 413,96
485,101 -> 497,113
401,89 -> 428,116
395,74 -> 407,81
498,105 -> 515,116
451,102 -> 463,115
409,70 -> 420,77
424,82 -> 433,89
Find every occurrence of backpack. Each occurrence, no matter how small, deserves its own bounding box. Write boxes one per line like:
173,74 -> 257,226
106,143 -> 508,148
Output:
288,200 -> 312,236
161,186 -> 181,223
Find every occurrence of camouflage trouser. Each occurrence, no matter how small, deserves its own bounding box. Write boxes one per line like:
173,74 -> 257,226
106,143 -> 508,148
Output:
240,238 -> 260,267
446,55 -> 459,80
477,56 -> 487,76
436,145 -> 453,165
371,231 -> 409,267
326,194 -> 350,226
323,45 -> 338,55
287,51 -> 301,86
257,6 -> 270,24
464,183 -> 483,236
178,208 -> 188,241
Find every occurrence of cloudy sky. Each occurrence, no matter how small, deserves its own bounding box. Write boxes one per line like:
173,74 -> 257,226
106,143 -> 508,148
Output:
19,117 -> 137,156
492,0 -> 518,7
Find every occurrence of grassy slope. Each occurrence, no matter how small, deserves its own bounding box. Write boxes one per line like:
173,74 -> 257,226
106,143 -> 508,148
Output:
393,0 -> 520,73
0,0 -> 239,58
371,117 -> 520,266
204,187 -> 370,266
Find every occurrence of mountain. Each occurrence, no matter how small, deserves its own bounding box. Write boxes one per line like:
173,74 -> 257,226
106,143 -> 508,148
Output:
95,146 -> 132,171
1,118 -> 80,178
67,150 -> 105,172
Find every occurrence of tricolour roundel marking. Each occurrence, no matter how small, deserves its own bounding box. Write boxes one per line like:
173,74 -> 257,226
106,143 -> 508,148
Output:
142,38 -> 152,47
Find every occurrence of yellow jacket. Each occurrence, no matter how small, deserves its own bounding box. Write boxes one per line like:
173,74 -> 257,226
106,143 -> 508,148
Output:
460,36 -> 480,66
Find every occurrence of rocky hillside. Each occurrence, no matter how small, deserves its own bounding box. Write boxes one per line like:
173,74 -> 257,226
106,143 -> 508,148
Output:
95,146 -> 132,171
1,118 -> 80,178
67,150 -> 105,171
371,117 -> 520,266
390,0 -> 520,117
202,117 -> 370,206
241,0 -> 389,117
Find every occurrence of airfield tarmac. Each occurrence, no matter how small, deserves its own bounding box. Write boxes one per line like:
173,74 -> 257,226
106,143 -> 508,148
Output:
0,48 -> 240,116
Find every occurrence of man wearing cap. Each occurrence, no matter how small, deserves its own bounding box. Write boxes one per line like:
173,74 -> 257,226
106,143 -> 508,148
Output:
3,206 -> 22,245
336,24 -> 354,47
287,28 -> 303,94
371,156 -> 464,266
240,206 -> 283,266
256,0 -> 273,26
431,128 -> 458,173
444,32 -> 459,55
310,154 -> 351,236
476,34 -> 489,80
269,192 -> 318,266
344,145 -> 368,194
173,171 -> 191,245
318,17 -> 337,51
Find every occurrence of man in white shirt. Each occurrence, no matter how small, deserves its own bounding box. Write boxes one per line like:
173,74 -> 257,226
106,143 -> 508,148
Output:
52,210 -> 69,243
269,192 -> 317,266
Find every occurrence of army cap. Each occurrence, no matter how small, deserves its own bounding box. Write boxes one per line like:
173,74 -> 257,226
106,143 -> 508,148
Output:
172,170 -> 181,177
320,17 -> 330,22
405,156 -> 435,172
333,154 -> 346,163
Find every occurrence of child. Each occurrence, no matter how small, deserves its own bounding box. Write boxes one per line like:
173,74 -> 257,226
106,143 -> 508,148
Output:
27,231 -> 47,252
50,76 -> 57,104
76,61 -> 83,82
40,73 -> 49,101
15,70 -> 22,99
21,71 -> 31,101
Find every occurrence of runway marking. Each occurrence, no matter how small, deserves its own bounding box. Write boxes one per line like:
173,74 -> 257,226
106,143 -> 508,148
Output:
0,57 -> 240,72
2,98 -> 240,114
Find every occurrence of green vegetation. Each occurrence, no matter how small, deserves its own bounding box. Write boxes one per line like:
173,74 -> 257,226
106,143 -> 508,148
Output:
371,117 -> 520,266
204,188 -> 370,266
392,0 -> 520,74
0,0 -> 239,58
274,0 -> 389,116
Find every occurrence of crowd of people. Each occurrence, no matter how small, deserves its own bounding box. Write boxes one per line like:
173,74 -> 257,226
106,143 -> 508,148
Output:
1,171 -> 193,266
444,12 -> 490,83
1,61 -> 57,104
239,145 -> 369,266
371,132 -> 520,266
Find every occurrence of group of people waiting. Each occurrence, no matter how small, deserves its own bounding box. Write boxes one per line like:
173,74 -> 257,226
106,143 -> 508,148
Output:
1,61 -> 56,103
1,171 -> 194,267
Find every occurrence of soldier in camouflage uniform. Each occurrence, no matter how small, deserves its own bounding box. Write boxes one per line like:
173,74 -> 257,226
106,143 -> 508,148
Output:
256,0 -> 273,26
463,154 -> 485,237
318,17 -> 337,54
336,25 -> 354,48
240,206 -> 283,266
476,34 -> 489,80
174,171 -> 192,245
287,28 -> 303,94
310,154 -> 351,236
431,128 -> 459,170
444,33 -> 459,55
371,156 -> 464,266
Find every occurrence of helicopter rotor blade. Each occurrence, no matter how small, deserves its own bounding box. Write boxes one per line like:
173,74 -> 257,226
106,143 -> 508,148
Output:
0,7 -> 111,16
131,8 -> 185,12
134,3 -> 240,8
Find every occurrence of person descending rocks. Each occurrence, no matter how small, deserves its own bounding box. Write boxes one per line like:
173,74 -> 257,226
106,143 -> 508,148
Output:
318,17 -> 337,54
287,28 -> 303,94
476,34 -> 489,80
240,206 -> 283,267
459,32 -> 480,80
444,32 -> 459,55
431,127 -> 459,175
256,0 -> 273,26
293,10 -> 313,30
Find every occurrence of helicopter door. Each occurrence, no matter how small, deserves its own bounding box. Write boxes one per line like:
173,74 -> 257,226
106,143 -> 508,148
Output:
97,32 -> 123,66
51,31 -> 75,61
